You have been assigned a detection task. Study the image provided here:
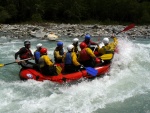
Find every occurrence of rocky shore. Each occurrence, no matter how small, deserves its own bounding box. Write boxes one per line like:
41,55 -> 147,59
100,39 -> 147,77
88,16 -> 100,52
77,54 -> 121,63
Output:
0,23 -> 150,39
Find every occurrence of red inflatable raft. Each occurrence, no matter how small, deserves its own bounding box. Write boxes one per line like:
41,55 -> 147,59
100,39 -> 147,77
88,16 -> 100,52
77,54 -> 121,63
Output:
19,64 -> 110,84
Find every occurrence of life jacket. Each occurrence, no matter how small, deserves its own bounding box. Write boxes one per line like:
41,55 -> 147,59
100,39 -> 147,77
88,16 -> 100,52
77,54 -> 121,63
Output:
65,52 -> 72,65
102,46 -> 114,54
19,47 -> 32,59
54,47 -> 64,63
80,49 -> 91,61
39,56 -> 56,75
34,50 -> 40,64
84,41 -> 91,48
59,48 -> 64,55
94,51 -> 99,57
39,57 -> 46,68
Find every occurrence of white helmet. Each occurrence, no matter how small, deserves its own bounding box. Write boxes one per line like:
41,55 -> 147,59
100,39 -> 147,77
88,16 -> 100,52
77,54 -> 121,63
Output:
73,38 -> 79,43
67,44 -> 74,51
103,38 -> 109,44
36,43 -> 42,49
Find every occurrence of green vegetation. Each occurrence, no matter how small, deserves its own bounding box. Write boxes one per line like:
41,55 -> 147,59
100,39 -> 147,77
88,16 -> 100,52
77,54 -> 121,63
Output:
0,0 -> 150,24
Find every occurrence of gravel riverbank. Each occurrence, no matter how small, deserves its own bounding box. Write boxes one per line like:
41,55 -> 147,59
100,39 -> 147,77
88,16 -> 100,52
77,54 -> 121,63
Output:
0,23 -> 150,39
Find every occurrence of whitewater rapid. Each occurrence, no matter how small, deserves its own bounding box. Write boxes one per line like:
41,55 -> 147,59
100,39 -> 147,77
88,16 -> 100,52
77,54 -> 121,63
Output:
0,36 -> 150,113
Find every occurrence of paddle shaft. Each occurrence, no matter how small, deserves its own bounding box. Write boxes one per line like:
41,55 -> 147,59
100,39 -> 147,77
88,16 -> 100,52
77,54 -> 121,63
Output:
1,58 -> 32,67
4,62 -> 16,66
116,24 -> 135,35
93,37 -> 101,52
93,24 -> 135,53
93,46 -> 97,52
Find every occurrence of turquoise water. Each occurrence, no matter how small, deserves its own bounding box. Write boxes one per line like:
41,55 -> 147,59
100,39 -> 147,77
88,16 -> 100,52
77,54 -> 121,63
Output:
0,35 -> 150,113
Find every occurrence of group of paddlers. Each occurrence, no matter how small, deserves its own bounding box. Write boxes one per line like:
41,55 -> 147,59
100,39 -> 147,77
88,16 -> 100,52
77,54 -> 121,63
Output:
15,34 -> 118,76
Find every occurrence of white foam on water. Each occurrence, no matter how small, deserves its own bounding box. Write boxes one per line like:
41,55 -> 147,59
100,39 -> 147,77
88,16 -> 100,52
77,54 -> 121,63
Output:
0,36 -> 150,113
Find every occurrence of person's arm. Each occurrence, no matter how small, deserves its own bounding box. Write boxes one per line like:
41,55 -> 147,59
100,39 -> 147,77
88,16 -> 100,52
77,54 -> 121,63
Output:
43,55 -> 54,66
72,52 -> 80,66
15,51 -> 21,63
15,51 -> 20,60
34,51 -> 40,61
15,47 -> 27,62
111,36 -> 118,45
15,48 -> 25,59
109,36 -> 118,51
97,46 -> 105,55
54,50 -> 63,59
62,53 -> 66,63
86,48 -> 96,59
29,49 -> 34,59
113,37 -> 118,46
90,40 -> 98,45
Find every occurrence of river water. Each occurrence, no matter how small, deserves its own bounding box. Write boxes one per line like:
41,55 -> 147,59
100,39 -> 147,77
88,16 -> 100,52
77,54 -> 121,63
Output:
0,34 -> 150,113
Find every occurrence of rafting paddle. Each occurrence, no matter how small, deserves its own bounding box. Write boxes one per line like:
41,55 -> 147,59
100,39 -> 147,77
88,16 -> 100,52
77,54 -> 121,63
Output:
93,37 -> 101,52
0,58 -> 32,67
84,67 -> 98,77
100,54 -> 113,60
83,55 -> 113,77
56,66 -> 62,74
116,23 -> 135,35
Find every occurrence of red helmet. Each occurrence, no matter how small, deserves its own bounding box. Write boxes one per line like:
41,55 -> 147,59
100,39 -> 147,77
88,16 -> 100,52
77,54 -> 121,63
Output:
80,42 -> 87,49
40,48 -> 47,54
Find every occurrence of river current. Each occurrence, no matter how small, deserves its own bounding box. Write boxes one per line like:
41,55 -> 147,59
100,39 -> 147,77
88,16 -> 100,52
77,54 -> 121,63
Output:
0,34 -> 150,113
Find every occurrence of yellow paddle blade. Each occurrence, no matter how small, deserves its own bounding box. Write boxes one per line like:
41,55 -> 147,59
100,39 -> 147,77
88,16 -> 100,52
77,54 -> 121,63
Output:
56,66 -> 62,74
100,54 -> 113,60
0,64 -> 4,67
